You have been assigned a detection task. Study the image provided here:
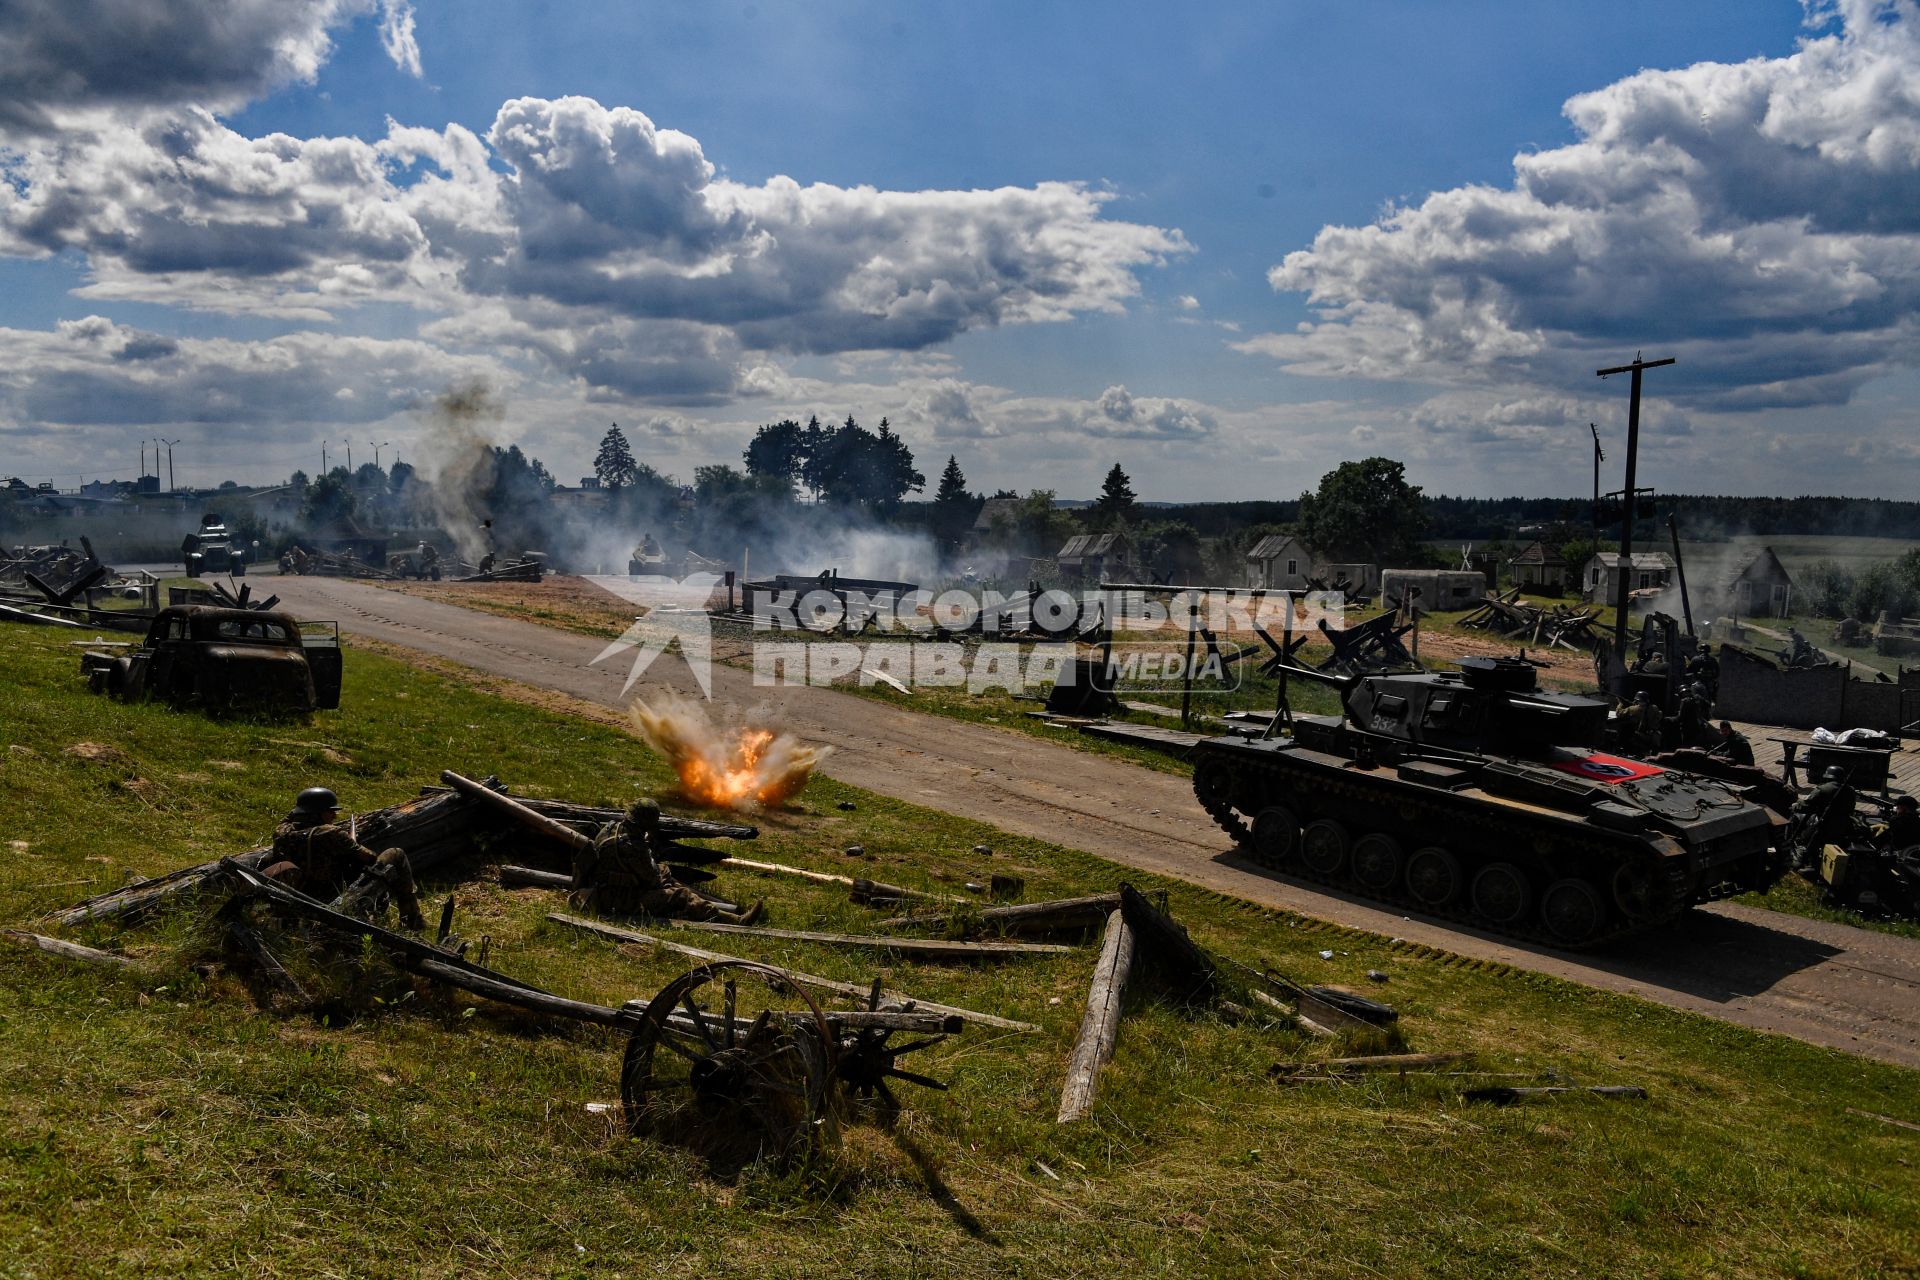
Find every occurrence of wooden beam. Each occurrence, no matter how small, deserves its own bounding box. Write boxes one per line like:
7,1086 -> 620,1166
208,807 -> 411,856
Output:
882,892 -> 1121,938
545,912 -> 1035,1032
1056,909 -> 1135,1123
668,919 -> 1075,960
1,928 -> 136,968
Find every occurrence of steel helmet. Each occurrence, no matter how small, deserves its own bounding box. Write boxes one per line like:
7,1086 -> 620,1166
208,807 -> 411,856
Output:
1823,767 -> 1847,783
294,787 -> 340,816
625,798 -> 661,829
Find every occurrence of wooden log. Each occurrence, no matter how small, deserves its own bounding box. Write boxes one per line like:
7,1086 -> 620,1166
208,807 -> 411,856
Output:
1056,909 -> 1136,1123
0,928 -> 138,968
1118,882 -> 1215,998
667,919 -> 1075,960
411,956 -> 629,1027
514,796 -> 757,843
1270,1051 -> 1471,1077
1464,1085 -> 1647,1104
545,912 -> 1033,1032
1847,1107 -> 1920,1134
720,857 -> 960,904
881,892 -> 1122,938
500,865 -> 574,890
441,770 -> 589,852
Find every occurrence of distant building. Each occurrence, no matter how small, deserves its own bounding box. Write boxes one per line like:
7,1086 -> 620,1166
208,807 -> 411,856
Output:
1506,540 -> 1568,591
1245,534 -> 1316,590
1717,547 -> 1794,619
1055,532 -> 1130,581
1380,568 -> 1487,612
1582,552 -> 1673,604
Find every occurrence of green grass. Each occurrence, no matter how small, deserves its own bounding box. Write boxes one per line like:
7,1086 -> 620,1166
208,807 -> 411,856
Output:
3,621 -> 1919,1276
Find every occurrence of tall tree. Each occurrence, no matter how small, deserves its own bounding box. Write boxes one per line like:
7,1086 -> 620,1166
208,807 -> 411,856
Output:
744,418 -> 806,486
1090,462 -> 1138,528
871,417 -> 924,512
1297,456 -> 1429,565
594,424 -> 638,492
932,454 -> 976,549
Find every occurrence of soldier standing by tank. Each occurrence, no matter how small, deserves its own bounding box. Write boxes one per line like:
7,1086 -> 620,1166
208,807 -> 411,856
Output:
1790,767 -> 1859,871
1624,690 -> 1664,757
1686,644 -> 1720,701
1675,681 -> 1714,748
572,799 -> 764,924
263,788 -> 428,930
1709,720 -> 1755,766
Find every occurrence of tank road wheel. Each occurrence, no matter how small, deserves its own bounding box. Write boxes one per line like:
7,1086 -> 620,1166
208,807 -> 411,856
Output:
1540,879 -> 1607,946
1193,758 -> 1235,810
1299,819 -> 1351,876
1350,834 -> 1404,893
1470,862 -> 1534,926
1405,847 -> 1462,907
1612,862 -> 1663,923
1249,807 -> 1299,869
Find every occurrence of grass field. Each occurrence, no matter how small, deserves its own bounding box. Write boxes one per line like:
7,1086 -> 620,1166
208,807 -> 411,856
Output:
3,621 -> 1919,1277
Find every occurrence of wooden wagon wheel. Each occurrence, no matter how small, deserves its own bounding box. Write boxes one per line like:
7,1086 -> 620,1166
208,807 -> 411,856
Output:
832,978 -> 950,1121
621,960 -> 838,1172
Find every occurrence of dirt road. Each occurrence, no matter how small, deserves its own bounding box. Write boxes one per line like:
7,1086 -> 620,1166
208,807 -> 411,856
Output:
268,574 -> 1920,1069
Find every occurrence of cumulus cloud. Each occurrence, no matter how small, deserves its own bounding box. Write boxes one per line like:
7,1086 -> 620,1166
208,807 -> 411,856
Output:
472,96 -> 1189,357
1241,0 -> 1920,411
0,0 -> 415,133
0,316 -> 497,433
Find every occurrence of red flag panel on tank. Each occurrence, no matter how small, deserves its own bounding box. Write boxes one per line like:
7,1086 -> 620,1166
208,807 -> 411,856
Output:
1548,753 -> 1666,784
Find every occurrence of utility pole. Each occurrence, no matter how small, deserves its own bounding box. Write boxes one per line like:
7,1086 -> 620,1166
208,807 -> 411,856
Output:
322,441 -> 328,473
158,437 -> 178,493
140,440 -> 147,481
372,440 -> 391,469
1596,353 -> 1676,663
346,442 -> 352,471
1588,423 -> 1604,539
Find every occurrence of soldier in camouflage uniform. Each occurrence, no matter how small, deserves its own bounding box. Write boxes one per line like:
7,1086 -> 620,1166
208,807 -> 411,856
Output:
572,799 -> 764,924
1624,690 -> 1664,758
264,787 -> 428,930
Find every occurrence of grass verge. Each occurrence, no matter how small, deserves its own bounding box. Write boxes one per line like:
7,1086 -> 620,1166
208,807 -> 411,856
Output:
2,620 -> 1918,1277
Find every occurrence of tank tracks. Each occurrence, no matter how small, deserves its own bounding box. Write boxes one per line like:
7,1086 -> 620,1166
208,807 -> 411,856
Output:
1195,751 -> 1694,950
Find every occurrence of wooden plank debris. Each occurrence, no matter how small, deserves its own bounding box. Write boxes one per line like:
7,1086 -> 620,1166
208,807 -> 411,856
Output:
1056,909 -> 1136,1124
881,892 -> 1121,938
667,919 -> 1075,960
1464,1085 -> 1647,1104
546,912 -> 1033,1032
1,928 -> 137,968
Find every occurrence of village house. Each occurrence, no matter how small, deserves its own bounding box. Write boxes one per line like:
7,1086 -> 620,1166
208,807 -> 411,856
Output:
1716,547 -> 1795,619
1506,540 -> 1569,592
1582,552 -> 1674,604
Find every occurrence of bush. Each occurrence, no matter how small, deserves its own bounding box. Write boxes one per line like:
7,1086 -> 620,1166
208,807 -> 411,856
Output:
1800,560 -> 1856,619
1849,560 -> 1912,623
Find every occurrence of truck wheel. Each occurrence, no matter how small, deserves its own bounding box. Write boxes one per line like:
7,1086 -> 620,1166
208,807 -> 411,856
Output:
1541,878 -> 1606,945
1351,834 -> 1404,892
1249,807 -> 1298,868
1470,863 -> 1533,925
1406,846 -> 1461,907
1299,819 -> 1350,875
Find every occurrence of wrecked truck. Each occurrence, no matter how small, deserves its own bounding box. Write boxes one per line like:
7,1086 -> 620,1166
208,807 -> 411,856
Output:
81,605 -> 342,714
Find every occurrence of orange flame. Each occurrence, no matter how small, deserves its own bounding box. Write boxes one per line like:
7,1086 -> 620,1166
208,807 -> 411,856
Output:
628,693 -> 827,810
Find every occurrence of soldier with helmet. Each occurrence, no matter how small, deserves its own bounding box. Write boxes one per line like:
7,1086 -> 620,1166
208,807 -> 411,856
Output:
1624,690 -> 1664,758
264,787 -> 428,930
1790,766 -> 1860,871
572,798 -> 764,924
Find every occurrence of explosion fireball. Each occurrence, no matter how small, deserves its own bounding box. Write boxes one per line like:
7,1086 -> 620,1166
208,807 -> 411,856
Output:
628,693 -> 828,810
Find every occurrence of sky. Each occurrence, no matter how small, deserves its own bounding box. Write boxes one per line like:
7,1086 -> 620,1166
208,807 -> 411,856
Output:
3,0 -> 1918,501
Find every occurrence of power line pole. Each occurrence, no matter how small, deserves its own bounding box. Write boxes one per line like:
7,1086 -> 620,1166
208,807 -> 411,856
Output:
1588,423 -> 1604,539
1596,353 -> 1676,662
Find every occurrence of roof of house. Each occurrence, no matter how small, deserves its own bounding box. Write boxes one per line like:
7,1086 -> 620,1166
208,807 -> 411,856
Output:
1246,533 -> 1305,561
1725,546 -> 1794,588
971,496 -> 1026,531
1507,540 -> 1566,566
1588,552 -> 1673,571
1058,532 -> 1123,560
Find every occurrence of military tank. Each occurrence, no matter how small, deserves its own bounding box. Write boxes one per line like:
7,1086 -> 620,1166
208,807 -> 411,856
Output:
1192,656 -> 1786,948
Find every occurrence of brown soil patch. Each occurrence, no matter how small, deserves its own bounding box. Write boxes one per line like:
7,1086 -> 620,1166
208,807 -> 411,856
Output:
373,576 -> 639,638
64,741 -> 133,769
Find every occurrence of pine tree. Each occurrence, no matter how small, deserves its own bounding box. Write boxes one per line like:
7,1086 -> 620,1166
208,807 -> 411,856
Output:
594,424 -> 638,492
1090,462 -> 1137,528
935,455 -> 968,505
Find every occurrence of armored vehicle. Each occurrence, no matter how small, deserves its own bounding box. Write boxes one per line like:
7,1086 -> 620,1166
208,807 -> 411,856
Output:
81,606 -> 341,714
1192,656 -> 1785,948
182,513 -> 242,577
